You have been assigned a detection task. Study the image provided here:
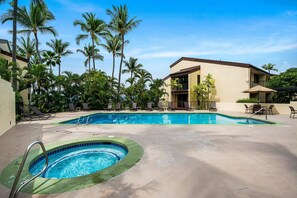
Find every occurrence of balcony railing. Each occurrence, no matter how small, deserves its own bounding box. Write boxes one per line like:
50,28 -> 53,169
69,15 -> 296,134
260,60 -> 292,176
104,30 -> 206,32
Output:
172,83 -> 188,91
250,81 -> 267,87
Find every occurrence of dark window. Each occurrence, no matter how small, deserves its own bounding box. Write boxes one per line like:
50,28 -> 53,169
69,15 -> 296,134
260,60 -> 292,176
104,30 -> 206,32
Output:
197,75 -> 200,84
254,74 -> 259,84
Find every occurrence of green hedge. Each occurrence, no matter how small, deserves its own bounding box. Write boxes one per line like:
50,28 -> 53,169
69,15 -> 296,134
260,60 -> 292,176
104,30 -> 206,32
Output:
236,98 -> 259,103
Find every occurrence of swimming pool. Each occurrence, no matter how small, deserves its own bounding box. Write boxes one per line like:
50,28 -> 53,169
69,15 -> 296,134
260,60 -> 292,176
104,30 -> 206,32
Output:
61,113 -> 273,125
29,142 -> 127,179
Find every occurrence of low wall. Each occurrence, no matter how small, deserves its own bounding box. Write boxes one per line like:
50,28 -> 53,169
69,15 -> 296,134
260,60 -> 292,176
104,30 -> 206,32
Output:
217,102 -> 297,115
0,79 -> 15,136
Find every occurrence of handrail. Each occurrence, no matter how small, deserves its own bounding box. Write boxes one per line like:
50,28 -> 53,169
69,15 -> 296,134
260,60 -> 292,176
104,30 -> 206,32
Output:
9,141 -> 49,198
246,107 -> 266,123
86,116 -> 92,125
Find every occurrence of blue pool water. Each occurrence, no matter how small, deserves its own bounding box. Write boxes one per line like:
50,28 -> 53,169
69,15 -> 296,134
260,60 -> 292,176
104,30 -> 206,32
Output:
29,142 -> 127,179
61,113 -> 272,125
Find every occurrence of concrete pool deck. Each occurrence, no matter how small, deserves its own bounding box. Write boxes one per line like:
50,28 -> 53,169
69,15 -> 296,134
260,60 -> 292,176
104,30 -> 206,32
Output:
0,110 -> 296,198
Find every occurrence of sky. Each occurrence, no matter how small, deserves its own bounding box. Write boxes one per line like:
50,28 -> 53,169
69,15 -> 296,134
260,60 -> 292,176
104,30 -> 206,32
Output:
0,0 -> 297,80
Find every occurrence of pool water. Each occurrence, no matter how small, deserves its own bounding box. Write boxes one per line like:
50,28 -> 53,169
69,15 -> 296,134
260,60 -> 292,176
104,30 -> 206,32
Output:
62,113 -> 272,125
29,143 -> 127,179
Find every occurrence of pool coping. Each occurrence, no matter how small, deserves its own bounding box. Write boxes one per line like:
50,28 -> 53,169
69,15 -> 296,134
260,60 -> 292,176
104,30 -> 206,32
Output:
0,137 -> 144,194
56,112 -> 277,125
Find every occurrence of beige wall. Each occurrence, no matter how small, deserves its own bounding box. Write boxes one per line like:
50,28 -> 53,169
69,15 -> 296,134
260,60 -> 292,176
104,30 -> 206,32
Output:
170,60 -> 251,103
0,53 -> 28,69
200,62 -> 250,102
189,70 -> 200,101
170,60 -> 200,73
0,53 -> 29,106
0,79 -> 15,136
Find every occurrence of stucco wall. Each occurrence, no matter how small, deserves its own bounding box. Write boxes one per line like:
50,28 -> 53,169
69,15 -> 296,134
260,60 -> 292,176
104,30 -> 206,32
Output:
170,60 -> 200,73
189,70 -> 200,101
0,53 -> 29,106
0,79 -> 15,136
200,62 -> 250,102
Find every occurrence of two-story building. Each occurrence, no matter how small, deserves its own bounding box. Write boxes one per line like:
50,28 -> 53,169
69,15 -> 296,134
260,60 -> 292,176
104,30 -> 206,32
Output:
163,57 -> 272,109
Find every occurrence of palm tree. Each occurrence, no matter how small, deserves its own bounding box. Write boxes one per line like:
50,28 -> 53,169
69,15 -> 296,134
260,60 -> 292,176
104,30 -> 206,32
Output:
2,1 -> 57,63
42,50 -> 57,74
76,44 -> 103,71
46,39 -> 73,76
262,63 -> 278,74
17,36 -> 36,61
122,57 -> 143,79
107,5 -> 142,101
101,33 -> 123,81
73,12 -> 107,70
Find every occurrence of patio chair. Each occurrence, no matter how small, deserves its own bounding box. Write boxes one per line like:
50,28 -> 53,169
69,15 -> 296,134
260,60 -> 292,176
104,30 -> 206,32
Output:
82,103 -> 90,111
157,102 -> 164,111
168,102 -> 175,111
131,102 -> 138,111
30,106 -> 55,119
209,101 -> 217,112
289,106 -> 297,118
184,102 -> 193,111
244,104 -> 253,114
69,103 -> 76,112
115,102 -> 122,111
104,103 -> 113,111
253,104 -> 263,114
264,105 -> 274,115
147,102 -> 153,111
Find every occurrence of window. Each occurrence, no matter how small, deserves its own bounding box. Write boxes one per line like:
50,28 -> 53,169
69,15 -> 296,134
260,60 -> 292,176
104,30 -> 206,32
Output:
197,75 -> 200,84
254,74 -> 259,84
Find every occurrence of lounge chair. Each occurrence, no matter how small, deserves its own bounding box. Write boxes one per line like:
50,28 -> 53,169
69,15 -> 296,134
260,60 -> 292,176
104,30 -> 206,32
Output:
115,102 -> 122,111
157,102 -> 164,111
184,102 -> 193,111
19,106 -> 45,121
19,106 -> 35,121
168,102 -> 175,111
265,105 -> 274,115
209,101 -> 217,111
131,102 -> 137,111
244,104 -> 253,114
104,103 -> 113,111
289,106 -> 297,118
147,102 -> 153,111
30,106 -> 55,119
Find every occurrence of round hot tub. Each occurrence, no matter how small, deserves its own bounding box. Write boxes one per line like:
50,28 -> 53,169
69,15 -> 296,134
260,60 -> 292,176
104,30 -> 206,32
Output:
0,137 -> 143,194
29,142 -> 127,179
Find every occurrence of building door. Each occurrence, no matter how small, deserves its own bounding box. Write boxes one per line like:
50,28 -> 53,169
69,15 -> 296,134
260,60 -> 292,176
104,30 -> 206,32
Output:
177,94 -> 188,108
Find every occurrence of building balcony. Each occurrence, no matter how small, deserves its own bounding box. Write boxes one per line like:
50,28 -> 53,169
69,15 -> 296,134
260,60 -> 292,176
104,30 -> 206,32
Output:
250,81 -> 267,87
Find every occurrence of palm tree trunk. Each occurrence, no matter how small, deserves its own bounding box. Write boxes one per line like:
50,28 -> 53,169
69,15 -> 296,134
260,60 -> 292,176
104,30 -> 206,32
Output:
12,0 -> 18,91
88,58 -> 91,71
112,53 -> 115,83
92,38 -> 95,70
58,62 -> 61,76
34,32 -> 42,63
117,35 -> 125,102
50,65 -> 52,74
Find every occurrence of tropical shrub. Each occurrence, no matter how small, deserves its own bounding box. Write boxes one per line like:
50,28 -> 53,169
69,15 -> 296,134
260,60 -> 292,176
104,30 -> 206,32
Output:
236,98 -> 259,103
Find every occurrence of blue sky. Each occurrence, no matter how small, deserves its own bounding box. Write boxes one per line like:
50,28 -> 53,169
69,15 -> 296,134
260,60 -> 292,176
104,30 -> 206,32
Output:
1,0 -> 297,79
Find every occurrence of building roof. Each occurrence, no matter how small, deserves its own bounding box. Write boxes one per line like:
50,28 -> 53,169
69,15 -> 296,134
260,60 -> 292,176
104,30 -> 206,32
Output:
170,57 -> 271,75
0,39 -> 12,53
170,66 -> 200,78
0,39 -> 28,63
